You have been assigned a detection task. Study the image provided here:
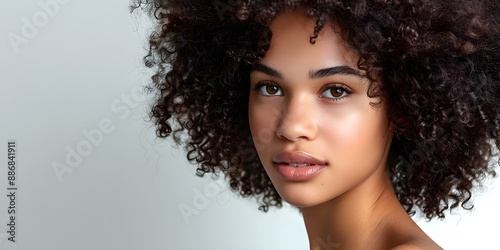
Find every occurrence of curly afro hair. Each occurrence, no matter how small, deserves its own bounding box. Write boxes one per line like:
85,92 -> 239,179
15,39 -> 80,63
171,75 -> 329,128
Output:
131,0 -> 500,219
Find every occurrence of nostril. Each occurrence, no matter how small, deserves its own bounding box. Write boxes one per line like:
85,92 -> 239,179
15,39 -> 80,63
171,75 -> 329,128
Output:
275,112 -> 318,142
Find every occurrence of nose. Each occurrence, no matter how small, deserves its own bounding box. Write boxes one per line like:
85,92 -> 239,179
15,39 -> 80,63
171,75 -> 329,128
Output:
275,95 -> 318,142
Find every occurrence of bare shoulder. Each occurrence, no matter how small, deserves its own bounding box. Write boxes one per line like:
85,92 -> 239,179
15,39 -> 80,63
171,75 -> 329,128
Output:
381,212 -> 443,250
389,245 -> 421,250
381,229 -> 443,250
389,235 -> 443,250
371,200 -> 443,250
388,239 -> 443,250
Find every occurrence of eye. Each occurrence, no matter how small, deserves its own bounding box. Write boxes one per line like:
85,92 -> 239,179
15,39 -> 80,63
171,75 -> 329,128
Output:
321,83 -> 353,101
253,81 -> 283,96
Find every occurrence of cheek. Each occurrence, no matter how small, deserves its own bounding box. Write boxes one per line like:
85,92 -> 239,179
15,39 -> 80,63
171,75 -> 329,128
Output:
248,99 -> 278,152
321,104 -> 387,159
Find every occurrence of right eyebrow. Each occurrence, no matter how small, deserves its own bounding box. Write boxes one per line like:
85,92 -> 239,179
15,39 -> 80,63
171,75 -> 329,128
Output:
250,63 -> 283,79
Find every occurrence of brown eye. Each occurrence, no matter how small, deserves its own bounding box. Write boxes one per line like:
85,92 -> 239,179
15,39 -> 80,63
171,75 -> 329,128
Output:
253,82 -> 283,96
266,85 -> 280,95
329,88 -> 345,97
321,84 -> 352,101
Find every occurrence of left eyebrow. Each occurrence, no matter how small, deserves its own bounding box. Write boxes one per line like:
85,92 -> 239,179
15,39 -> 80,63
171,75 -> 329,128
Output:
309,66 -> 362,79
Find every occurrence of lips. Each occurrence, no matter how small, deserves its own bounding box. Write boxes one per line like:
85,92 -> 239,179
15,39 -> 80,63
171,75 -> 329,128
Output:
272,151 -> 328,181
272,151 -> 328,166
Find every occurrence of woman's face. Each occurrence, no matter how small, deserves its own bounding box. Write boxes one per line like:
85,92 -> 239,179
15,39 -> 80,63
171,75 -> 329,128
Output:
248,10 -> 394,207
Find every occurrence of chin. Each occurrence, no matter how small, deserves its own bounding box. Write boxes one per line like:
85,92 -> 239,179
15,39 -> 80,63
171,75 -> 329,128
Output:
276,187 -> 329,208
282,198 -> 324,208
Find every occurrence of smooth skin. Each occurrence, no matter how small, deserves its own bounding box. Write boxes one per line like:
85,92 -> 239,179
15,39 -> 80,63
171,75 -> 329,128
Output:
248,9 -> 442,250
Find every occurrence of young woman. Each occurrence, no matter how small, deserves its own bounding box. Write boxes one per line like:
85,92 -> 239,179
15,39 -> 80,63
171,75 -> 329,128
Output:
132,0 -> 499,249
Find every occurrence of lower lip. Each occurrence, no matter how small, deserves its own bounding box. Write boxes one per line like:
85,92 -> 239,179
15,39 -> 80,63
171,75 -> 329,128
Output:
273,163 -> 327,181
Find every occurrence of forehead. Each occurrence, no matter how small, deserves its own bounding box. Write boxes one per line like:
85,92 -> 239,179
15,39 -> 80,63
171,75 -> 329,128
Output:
258,10 -> 359,73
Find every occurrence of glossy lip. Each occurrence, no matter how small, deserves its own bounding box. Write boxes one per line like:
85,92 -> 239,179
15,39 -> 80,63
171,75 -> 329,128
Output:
272,151 -> 328,181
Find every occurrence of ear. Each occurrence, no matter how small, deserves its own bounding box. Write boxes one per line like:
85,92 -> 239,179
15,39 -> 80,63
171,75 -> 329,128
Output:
388,120 -> 396,133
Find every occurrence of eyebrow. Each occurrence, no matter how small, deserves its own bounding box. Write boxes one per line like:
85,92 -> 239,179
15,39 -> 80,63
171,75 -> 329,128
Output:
310,66 -> 362,79
251,63 -> 362,80
251,63 -> 283,79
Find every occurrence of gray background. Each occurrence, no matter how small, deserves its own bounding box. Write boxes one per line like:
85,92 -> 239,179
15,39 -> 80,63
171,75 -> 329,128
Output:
1,1 -> 499,249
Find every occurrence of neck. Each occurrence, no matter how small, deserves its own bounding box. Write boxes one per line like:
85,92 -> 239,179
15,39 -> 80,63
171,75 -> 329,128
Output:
301,169 -> 405,250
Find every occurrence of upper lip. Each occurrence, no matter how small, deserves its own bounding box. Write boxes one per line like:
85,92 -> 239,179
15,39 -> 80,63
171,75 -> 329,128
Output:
272,151 -> 328,165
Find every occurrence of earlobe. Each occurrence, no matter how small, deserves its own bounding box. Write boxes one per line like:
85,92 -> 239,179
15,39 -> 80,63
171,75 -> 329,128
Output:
388,121 -> 396,133
383,112 -> 394,130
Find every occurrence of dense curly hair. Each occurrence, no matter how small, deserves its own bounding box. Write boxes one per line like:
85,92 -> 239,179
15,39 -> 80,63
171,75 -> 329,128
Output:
131,0 -> 500,219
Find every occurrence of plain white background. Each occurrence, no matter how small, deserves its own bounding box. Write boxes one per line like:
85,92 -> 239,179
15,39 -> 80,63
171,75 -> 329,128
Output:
0,1 -> 499,249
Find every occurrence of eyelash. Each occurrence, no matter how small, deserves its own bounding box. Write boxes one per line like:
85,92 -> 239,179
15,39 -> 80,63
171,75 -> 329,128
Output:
252,81 -> 353,102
